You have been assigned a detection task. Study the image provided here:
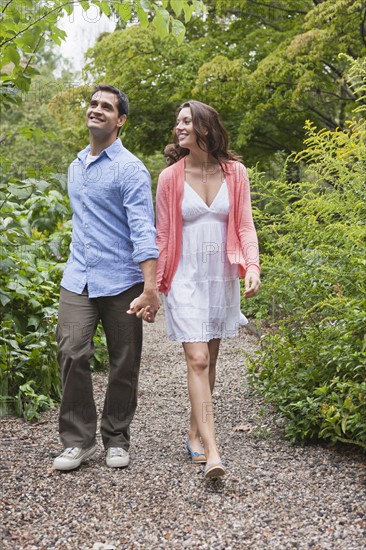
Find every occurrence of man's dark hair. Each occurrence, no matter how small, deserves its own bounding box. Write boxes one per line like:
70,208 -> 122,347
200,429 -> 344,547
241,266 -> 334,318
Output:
90,84 -> 129,116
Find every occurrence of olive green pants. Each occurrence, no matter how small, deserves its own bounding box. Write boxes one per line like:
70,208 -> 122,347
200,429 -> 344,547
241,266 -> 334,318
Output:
56,283 -> 143,450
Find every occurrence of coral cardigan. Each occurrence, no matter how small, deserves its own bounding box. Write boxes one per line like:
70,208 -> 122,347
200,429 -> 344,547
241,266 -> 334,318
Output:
156,157 -> 260,295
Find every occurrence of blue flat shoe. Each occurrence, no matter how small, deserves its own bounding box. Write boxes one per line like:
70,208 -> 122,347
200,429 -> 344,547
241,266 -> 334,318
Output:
186,440 -> 206,464
204,461 -> 226,479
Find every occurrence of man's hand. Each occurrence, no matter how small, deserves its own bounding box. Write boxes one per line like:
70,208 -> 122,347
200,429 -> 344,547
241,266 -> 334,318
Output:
127,288 -> 161,323
243,271 -> 261,299
127,258 -> 160,322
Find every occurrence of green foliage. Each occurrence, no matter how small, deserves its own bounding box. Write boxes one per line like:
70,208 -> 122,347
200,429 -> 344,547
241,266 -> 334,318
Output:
0,0 -> 68,107
1,53 -> 76,180
0,171 -> 71,418
81,22 -> 228,156
195,1 -> 366,165
4,1 -> 365,167
0,0 -> 205,108
55,0 -> 364,168
16,380 -> 57,420
247,58 -> 366,449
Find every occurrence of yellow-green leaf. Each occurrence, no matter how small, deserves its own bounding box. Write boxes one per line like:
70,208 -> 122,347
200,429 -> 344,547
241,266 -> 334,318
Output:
63,4 -> 74,16
115,2 -> 132,22
136,6 -> 149,28
152,9 -> 170,39
3,45 -> 20,67
183,3 -> 194,22
171,18 -> 185,45
139,0 -> 152,10
98,2 -> 111,16
171,0 -> 183,17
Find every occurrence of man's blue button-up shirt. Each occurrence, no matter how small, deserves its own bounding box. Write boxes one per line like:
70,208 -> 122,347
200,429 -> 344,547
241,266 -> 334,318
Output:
61,139 -> 159,298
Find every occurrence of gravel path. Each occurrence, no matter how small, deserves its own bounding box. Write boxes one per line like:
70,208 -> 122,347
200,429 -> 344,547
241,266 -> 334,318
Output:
2,310 -> 366,549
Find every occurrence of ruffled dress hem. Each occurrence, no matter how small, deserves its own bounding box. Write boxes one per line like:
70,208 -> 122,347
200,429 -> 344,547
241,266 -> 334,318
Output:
165,329 -> 239,343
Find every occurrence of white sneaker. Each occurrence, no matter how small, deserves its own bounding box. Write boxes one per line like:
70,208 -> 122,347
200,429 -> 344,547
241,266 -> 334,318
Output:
53,445 -> 97,471
106,447 -> 129,468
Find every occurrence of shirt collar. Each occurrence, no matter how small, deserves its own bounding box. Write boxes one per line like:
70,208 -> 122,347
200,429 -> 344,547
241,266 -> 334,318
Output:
77,138 -> 124,163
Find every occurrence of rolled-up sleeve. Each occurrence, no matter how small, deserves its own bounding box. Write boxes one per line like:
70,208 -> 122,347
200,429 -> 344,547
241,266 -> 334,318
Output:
121,163 -> 159,264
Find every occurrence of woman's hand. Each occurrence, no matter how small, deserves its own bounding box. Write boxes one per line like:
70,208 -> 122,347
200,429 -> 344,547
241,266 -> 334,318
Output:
140,305 -> 155,323
243,271 -> 261,299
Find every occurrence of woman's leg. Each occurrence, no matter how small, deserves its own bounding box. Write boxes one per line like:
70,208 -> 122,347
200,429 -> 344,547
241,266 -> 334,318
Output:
183,342 -> 221,465
188,338 -> 221,449
208,338 -> 220,393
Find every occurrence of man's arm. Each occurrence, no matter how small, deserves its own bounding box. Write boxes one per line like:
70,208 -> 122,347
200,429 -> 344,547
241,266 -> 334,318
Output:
120,162 -> 160,321
127,259 -> 161,322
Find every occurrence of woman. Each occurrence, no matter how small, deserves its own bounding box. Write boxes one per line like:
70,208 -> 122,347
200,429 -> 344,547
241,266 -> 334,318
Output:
155,100 -> 260,479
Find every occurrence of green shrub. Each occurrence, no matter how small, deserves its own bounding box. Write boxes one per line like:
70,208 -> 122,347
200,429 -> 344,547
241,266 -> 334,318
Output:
0,175 -> 70,418
247,57 -> 366,449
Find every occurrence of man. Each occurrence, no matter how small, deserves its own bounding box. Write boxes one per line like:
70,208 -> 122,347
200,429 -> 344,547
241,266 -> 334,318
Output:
53,84 -> 160,471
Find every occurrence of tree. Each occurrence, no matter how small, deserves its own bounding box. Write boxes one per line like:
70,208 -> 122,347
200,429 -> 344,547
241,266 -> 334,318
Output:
81,20 -> 230,154
53,1 -> 366,167
194,0 -> 366,164
0,0 -> 205,108
1,53 -> 76,180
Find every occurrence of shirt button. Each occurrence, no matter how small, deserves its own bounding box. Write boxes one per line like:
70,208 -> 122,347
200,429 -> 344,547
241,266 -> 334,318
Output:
86,244 -> 90,249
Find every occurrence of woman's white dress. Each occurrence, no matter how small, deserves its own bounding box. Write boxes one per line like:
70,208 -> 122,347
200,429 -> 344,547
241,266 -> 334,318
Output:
163,180 -> 241,342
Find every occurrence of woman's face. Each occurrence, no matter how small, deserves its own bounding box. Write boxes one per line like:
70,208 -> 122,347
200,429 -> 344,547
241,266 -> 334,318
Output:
175,107 -> 195,149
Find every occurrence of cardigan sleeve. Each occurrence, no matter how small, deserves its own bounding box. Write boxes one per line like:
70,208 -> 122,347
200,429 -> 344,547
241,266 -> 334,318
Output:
237,164 -> 260,275
155,174 -> 170,291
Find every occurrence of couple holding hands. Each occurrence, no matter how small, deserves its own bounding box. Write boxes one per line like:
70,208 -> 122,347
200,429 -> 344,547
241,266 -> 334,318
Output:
53,84 -> 260,480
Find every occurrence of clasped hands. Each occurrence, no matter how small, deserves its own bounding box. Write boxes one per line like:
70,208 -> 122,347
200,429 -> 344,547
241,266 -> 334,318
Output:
127,271 -> 260,323
127,288 -> 161,323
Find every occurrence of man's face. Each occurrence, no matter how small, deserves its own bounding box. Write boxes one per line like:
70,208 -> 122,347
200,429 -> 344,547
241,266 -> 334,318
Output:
86,91 -> 126,137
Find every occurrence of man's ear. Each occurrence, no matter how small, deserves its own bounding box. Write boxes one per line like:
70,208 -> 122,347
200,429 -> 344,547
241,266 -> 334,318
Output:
117,114 -> 127,128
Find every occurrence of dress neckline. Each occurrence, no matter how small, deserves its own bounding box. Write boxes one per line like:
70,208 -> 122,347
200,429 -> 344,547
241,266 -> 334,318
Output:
184,180 -> 226,209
